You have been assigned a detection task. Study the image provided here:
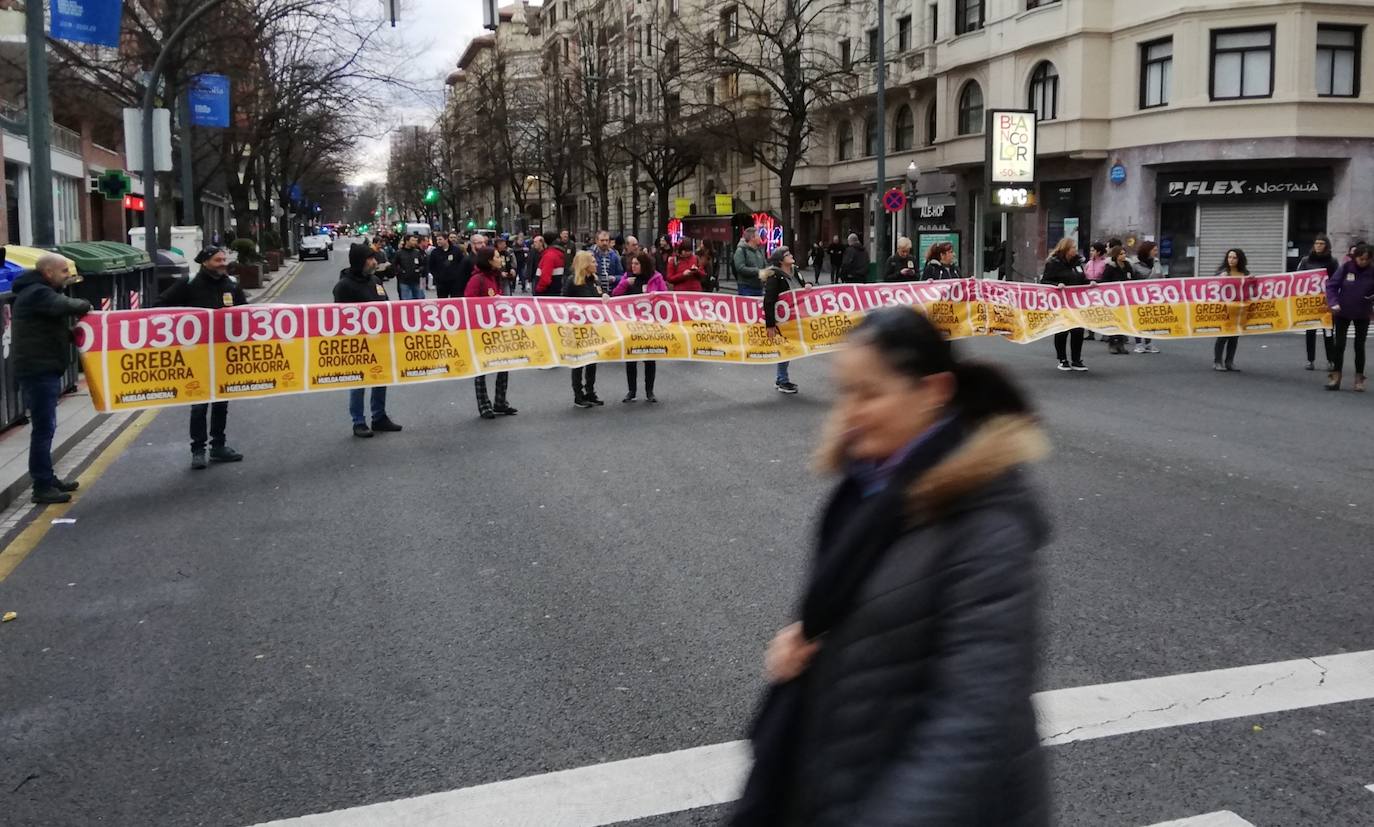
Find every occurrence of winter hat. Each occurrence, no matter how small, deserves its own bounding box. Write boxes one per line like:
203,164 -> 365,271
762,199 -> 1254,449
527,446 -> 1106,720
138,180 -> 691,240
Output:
769,246 -> 791,267
348,242 -> 377,272
194,246 -> 224,264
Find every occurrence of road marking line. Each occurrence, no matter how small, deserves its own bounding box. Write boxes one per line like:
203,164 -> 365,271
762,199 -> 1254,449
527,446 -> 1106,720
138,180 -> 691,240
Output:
0,410 -> 156,583
1146,812 -> 1254,827
253,650 -> 1374,827
1365,783 -> 1374,794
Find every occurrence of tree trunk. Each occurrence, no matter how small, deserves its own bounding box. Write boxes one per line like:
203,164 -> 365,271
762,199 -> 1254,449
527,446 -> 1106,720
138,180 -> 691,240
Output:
597,173 -> 610,232
656,188 -> 670,238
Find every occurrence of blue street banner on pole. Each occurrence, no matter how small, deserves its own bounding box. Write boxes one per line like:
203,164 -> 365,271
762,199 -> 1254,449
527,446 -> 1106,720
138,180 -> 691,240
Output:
189,74 -> 231,128
50,0 -> 123,47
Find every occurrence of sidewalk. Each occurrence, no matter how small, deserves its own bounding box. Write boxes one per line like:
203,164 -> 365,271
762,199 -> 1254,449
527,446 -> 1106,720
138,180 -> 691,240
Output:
0,259 -> 305,511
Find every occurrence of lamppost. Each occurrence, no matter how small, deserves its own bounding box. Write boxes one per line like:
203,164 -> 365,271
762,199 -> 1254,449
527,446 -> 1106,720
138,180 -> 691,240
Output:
905,160 -> 920,239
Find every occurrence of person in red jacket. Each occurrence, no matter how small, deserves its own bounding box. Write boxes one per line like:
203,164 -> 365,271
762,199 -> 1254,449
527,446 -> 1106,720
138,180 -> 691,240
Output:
534,231 -> 566,296
666,239 -> 705,292
465,248 -> 518,419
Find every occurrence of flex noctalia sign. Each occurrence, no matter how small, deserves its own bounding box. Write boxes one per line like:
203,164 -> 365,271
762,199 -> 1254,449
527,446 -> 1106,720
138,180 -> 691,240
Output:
1157,170 -> 1333,202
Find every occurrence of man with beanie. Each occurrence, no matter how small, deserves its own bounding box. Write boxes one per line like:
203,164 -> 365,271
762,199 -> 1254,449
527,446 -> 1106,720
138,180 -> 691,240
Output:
11,254 -> 90,502
334,243 -> 403,437
762,246 -> 808,394
155,247 -> 247,470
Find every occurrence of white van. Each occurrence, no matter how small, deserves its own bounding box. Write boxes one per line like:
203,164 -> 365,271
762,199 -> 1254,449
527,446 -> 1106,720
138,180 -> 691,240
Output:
403,223 -> 432,238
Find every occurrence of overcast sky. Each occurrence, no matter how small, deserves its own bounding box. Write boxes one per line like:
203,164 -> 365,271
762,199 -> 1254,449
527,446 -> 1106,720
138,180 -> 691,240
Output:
352,0 -> 518,182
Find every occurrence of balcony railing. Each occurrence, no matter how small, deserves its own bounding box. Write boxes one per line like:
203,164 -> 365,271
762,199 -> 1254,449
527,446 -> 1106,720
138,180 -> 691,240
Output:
0,101 -> 84,157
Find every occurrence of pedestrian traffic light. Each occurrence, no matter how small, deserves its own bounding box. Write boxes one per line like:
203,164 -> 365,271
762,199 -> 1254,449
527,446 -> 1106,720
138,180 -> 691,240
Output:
466,220 -> 476,229
485,219 -> 496,228
423,187 -> 439,205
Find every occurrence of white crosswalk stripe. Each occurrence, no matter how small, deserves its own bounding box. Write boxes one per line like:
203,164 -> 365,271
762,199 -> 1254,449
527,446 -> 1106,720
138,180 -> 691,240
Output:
1145,812 -> 1254,827
253,649 -> 1374,827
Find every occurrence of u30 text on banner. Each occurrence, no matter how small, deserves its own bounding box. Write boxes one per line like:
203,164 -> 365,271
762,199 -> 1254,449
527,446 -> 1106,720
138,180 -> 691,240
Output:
76,272 -> 1332,412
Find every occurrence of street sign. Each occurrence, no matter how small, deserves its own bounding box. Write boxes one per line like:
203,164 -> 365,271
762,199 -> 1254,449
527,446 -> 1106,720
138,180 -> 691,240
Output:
1110,162 -> 1127,185
189,74 -> 231,128
882,188 -> 907,214
96,169 -> 132,202
122,108 -> 173,172
50,0 -> 122,47
714,194 -> 733,216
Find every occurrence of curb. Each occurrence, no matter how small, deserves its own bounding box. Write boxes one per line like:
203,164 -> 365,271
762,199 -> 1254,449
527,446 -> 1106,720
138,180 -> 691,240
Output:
0,408 -> 111,513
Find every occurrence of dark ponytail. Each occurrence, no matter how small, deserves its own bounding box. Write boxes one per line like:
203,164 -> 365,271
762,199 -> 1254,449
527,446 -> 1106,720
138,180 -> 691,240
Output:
848,306 -> 1034,425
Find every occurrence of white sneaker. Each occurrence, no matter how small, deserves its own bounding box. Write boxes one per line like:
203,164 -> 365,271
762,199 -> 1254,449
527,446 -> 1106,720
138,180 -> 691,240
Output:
1133,344 -> 1146,353
1146,344 -> 1161,353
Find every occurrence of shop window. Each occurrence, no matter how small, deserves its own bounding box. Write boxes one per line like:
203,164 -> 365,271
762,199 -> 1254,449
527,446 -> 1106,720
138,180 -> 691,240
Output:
1140,37 -> 1173,109
836,120 -> 854,161
894,104 -> 915,151
1028,61 -> 1058,121
1287,200 -> 1330,270
1316,25 -> 1361,97
956,0 -> 983,35
1211,27 -> 1274,100
957,80 -> 983,135
864,112 -> 878,156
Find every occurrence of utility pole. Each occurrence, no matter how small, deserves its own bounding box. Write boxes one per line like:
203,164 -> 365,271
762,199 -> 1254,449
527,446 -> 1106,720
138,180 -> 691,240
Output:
874,0 -> 887,268
178,92 -> 196,226
25,0 -> 55,246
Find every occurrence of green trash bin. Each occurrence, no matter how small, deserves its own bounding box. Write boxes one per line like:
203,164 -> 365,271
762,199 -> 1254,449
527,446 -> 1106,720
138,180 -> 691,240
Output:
89,242 -> 154,308
56,242 -> 153,310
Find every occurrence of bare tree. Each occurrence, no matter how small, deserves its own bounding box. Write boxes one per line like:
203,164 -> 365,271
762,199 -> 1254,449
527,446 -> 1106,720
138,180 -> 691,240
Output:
569,17 -> 624,232
620,37 -> 709,238
681,0 -> 850,246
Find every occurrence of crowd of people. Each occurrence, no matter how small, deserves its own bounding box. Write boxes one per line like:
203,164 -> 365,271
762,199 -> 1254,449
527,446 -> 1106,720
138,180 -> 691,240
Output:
1037,234 -> 1373,384
7,223 -> 1371,501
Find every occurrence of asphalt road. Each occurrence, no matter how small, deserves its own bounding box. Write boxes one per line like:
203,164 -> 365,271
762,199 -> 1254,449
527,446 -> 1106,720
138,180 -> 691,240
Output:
2,246 -> 1373,826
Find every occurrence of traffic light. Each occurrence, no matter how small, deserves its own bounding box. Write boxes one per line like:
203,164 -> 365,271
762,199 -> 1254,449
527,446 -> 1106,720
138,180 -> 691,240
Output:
387,206 -> 395,214
423,187 -> 439,205
485,219 -> 496,228
466,220 -> 476,229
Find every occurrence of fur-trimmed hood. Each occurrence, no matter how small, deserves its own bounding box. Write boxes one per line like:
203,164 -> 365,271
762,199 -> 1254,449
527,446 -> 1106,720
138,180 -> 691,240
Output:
817,413 -> 1050,521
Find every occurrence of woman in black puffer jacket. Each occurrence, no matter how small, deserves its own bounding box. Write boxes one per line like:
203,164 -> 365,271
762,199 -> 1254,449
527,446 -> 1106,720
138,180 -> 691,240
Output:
1043,237 -> 1087,371
733,307 -> 1050,827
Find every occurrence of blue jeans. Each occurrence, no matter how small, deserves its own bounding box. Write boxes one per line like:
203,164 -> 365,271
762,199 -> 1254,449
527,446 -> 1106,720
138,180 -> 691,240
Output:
737,284 -> 762,297
776,362 -> 790,384
349,386 -> 388,425
397,282 -> 425,300
20,372 -> 62,490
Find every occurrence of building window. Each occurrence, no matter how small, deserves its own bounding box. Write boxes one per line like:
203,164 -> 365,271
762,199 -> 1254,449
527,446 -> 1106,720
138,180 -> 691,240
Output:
840,38 -> 852,70
670,0 -> 679,15
548,5 -> 557,25
864,112 -> 878,156
929,3 -> 938,42
867,28 -> 879,61
1316,25 -> 1361,97
1140,37 -> 1173,108
720,7 -> 738,43
1026,0 -> 1059,7
957,80 -> 983,134
926,102 -> 937,144
1210,27 -> 1275,100
666,93 -> 680,120
666,38 -> 679,73
837,121 -> 854,161
955,0 -> 984,35
897,15 -> 912,52
894,104 -> 914,151
1028,61 -> 1058,120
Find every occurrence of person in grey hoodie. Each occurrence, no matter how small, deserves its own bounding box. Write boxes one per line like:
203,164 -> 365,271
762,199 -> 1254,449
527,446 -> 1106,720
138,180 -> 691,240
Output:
732,230 -> 767,296
1324,242 -> 1374,391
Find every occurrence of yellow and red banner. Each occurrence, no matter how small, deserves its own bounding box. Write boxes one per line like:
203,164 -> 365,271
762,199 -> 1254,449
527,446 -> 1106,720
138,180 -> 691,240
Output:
76,272 -> 1334,412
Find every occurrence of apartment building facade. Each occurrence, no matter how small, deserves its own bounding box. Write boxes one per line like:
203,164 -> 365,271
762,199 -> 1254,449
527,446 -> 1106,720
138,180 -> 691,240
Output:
458,0 -> 1371,279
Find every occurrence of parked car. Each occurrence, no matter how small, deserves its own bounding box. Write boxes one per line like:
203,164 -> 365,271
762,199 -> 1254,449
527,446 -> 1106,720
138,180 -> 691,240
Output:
299,234 -> 330,261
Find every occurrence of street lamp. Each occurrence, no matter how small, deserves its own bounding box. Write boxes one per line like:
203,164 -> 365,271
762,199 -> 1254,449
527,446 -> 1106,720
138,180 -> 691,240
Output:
906,160 -> 920,188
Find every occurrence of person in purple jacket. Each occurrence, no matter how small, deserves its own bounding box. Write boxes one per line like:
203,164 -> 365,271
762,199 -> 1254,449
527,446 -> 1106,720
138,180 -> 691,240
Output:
1325,242 -> 1374,392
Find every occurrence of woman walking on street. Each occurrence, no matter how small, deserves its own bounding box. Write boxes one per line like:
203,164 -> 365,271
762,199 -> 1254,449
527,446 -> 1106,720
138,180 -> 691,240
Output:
1213,249 -> 1248,372
1324,242 -> 1374,391
1044,238 -> 1088,371
614,251 -> 667,403
731,306 -> 1050,827
667,240 -> 705,292
764,247 -> 808,394
564,251 -> 606,408
466,248 -> 519,419
1131,241 -> 1162,353
1299,235 -> 1339,370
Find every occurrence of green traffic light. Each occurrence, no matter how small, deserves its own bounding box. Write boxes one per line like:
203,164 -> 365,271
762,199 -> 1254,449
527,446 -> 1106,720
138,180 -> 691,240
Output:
423,188 -> 439,205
